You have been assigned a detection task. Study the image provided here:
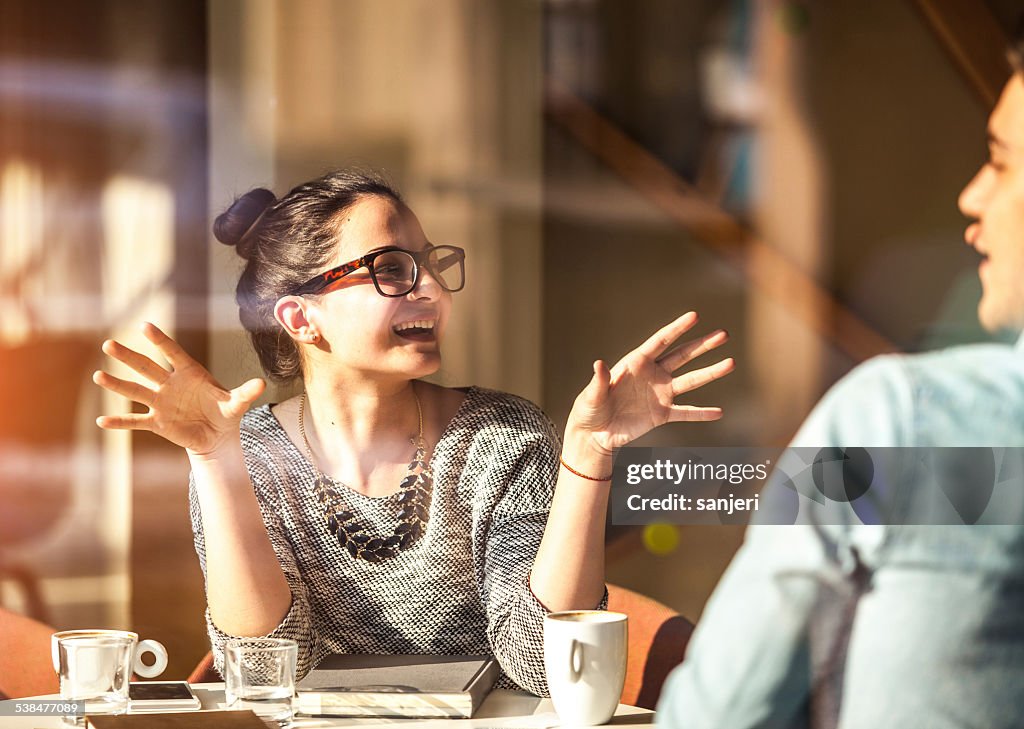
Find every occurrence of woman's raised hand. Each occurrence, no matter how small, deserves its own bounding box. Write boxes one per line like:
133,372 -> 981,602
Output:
93,323 -> 265,456
568,312 -> 734,455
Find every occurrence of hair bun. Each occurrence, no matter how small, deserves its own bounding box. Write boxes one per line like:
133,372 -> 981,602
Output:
213,188 -> 277,259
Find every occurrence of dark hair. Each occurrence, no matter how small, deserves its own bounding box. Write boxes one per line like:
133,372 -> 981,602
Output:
1010,15 -> 1024,73
213,169 -> 403,383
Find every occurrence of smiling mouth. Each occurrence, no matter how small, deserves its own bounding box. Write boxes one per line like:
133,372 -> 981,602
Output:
393,319 -> 437,341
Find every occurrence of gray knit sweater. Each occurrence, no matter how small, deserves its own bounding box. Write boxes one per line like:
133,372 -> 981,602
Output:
189,386 -> 591,696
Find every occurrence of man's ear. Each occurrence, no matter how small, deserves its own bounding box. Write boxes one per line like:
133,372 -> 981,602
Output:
274,296 -> 319,343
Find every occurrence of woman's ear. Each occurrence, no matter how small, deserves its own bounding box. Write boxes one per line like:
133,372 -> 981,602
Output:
274,296 -> 320,344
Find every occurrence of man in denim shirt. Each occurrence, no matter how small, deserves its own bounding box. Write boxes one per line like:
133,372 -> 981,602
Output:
657,24 -> 1024,729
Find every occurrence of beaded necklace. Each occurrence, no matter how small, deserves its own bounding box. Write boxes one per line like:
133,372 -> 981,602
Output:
299,388 -> 432,562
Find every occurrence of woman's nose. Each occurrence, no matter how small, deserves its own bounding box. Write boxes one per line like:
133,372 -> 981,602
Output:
408,266 -> 442,300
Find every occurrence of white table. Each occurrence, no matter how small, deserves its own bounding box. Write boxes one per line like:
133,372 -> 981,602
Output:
0,685 -> 655,728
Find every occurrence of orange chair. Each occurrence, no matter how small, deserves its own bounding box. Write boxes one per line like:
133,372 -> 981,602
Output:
0,607 -> 59,699
607,584 -> 694,710
188,650 -> 218,683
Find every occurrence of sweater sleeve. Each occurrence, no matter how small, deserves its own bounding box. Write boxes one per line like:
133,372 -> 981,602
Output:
187,441 -> 322,678
477,436 -> 555,696
473,399 -> 607,697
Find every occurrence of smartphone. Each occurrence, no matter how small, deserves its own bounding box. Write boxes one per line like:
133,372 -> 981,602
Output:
128,681 -> 202,712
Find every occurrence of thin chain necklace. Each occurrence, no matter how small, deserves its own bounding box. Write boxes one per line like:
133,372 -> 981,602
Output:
299,387 -> 433,562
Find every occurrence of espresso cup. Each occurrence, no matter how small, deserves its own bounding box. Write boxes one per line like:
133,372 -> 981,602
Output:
51,630 -> 168,723
544,610 -> 627,726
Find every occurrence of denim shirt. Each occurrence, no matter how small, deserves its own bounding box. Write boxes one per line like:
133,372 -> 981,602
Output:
657,334 -> 1024,729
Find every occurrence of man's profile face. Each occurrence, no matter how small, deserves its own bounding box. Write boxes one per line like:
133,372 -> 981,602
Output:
958,74 -> 1024,333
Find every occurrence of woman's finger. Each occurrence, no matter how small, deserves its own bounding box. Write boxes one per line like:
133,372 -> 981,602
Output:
658,329 -> 729,373
579,360 -> 611,408
93,370 -> 156,407
143,322 -> 197,370
101,339 -> 170,385
635,312 -> 699,360
671,357 -> 735,396
668,405 -> 724,422
95,413 -> 154,430
225,378 -> 267,418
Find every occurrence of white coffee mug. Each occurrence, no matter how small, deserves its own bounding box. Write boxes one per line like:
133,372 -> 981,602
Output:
544,610 -> 627,726
51,630 -> 168,720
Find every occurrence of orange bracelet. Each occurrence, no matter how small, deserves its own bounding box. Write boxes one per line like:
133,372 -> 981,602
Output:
559,456 -> 613,482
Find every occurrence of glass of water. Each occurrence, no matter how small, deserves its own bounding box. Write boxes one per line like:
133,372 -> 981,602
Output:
224,638 -> 298,727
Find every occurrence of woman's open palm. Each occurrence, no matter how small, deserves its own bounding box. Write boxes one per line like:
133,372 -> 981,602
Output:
570,312 -> 734,454
93,323 -> 265,456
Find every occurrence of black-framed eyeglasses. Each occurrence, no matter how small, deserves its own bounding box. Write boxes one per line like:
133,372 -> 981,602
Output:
293,245 -> 466,297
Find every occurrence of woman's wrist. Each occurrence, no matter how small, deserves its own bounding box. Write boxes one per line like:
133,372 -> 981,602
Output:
560,425 -> 614,480
186,433 -> 245,469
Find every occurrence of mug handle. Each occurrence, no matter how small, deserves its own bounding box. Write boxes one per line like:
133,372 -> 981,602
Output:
568,639 -> 583,683
133,639 -> 168,679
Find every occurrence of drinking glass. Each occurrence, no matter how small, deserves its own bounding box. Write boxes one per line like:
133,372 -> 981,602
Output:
224,637 -> 298,727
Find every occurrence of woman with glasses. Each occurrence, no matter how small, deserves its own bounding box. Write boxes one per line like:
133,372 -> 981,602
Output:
93,170 -> 733,694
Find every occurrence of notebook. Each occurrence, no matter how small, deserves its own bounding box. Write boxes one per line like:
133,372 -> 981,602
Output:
296,653 -> 499,718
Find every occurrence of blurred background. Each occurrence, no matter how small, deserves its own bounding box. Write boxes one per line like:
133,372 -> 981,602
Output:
0,0 -> 1019,678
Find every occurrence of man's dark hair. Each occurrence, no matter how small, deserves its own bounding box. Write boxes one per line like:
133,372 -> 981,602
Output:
1010,16 -> 1024,73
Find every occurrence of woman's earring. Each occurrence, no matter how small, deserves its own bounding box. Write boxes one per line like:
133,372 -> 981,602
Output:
307,332 -> 321,344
